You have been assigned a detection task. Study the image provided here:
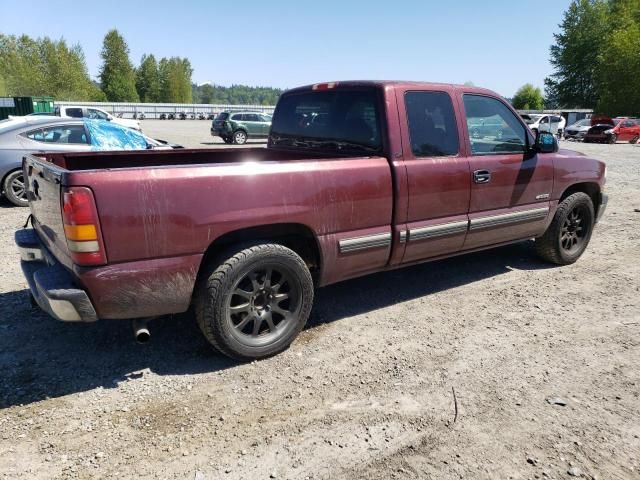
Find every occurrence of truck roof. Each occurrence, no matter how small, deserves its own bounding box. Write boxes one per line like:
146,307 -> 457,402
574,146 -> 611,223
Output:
285,80 -> 500,97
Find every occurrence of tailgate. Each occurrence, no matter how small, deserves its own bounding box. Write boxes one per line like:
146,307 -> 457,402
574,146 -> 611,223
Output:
23,154 -> 72,266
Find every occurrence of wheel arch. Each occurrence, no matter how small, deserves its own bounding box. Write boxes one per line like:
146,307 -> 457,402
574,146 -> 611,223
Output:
1,166 -> 23,196
559,182 -> 601,217
197,223 -> 323,284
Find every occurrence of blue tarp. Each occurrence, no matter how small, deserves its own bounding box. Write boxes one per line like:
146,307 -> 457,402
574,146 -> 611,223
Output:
84,120 -> 148,150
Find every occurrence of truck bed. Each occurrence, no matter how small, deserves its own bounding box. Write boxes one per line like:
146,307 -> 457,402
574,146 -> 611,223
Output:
43,147 -> 353,171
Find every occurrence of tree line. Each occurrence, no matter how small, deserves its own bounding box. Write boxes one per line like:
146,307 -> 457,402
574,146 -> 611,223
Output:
545,0 -> 640,114
0,29 -> 282,105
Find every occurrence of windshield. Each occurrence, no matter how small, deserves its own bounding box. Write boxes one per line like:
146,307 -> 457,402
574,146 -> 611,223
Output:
270,88 -> 382,153
571,119 -> 591,127
524,115 -> 543,125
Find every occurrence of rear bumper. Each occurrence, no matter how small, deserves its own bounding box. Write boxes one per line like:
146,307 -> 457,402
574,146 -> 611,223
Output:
211,127 -> 231,137
16,229 -> 97,322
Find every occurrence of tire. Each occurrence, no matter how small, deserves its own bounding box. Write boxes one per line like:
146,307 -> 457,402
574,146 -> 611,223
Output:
195,243 -> 314,361
630,135 -> 639,144
535,192 -> 595,265
3,170 -> 28,207
608,134 -> 617,144
232,130 -> 247,145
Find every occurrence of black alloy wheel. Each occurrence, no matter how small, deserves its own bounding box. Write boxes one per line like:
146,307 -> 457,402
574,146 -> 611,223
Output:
227,266 -> 301,347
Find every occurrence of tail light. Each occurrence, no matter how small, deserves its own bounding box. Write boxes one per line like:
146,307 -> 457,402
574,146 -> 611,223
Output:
61,187 -> 107,266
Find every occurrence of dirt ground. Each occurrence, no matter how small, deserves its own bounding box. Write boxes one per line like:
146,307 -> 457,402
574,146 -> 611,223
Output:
1,140 -> 639,480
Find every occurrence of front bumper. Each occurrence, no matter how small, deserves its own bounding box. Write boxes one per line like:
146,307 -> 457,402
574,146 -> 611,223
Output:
15,229 -> 97,322
597,193 -> 608,223
564,131 -> 586,140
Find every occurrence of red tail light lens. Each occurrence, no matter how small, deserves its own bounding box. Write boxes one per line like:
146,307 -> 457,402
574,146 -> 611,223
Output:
61,187 -> 107,266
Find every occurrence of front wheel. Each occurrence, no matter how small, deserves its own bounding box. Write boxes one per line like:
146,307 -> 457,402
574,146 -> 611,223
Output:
3,170 -> 28,207
630,135 -> 639,144
232,130 -> 248,145
535,192 -> 595,265
195,244 -> 314,361
608,134 -> 617,144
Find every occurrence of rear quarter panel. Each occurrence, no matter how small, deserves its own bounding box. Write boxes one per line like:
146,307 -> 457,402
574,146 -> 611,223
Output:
65,157 -> 393,318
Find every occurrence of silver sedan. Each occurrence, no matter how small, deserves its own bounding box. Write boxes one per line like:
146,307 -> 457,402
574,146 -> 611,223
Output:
0,116 -> 179,206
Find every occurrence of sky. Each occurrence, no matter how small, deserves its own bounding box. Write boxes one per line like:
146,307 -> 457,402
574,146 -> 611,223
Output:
1,0 -> 572,97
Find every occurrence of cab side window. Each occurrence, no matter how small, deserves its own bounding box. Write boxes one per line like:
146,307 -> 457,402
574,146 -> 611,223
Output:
87,108 -> 109,120
66,108 -> 84,118
463,95 -> 527,155
405,91 -> 459,157
23,125 -> 89,144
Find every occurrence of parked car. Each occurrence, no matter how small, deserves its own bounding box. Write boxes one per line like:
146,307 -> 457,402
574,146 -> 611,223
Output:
0,117 -> 180,206
606,117 -> 640,144
563,118 -> 592,140
211,111 -> 272,144
55,105 -> 141,131
522,114 -> 566,137
583,117 -> 617,143
16,81 -> 606,361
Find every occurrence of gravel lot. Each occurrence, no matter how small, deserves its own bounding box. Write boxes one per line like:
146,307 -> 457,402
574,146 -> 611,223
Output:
141,119 -> 268,148
1,140 -> 639,480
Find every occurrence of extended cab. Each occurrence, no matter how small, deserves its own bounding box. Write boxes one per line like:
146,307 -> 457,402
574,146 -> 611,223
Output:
16,81 -> 607,360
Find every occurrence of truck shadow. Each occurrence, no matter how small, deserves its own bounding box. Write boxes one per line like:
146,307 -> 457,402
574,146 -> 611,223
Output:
0,241 -> 551,409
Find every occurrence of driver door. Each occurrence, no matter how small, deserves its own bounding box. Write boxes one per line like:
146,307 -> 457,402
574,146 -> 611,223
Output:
460,94 -> 553,250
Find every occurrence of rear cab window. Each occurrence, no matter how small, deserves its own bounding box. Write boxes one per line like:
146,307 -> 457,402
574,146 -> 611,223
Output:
270,87 -> 383,154
405,91 -> 459,157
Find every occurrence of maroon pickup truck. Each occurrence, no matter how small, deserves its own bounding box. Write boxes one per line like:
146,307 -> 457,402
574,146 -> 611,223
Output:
16,81 -> 607,360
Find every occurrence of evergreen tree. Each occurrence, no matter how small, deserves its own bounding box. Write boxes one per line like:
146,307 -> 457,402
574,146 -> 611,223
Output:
99,29 -> 139,102
158,57 -> 192,103
596,0 -> 640,114
544,0 -> 609,108
136,54 -> 161,102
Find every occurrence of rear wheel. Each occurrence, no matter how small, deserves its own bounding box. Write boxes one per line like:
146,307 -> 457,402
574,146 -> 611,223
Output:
3,170 -> 28,207
630,135 -> 639,144
535,192 -> 595,265
608,134 -> 617,144
195,244 -> 314,361
233,130 -> 248,145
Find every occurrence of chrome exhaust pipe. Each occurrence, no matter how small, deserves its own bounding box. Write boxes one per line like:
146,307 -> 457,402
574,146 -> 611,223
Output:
132,319 -> 151,344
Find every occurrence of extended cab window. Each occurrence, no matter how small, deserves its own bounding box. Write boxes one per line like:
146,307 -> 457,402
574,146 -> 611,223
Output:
463,95 -> 526,155
405,91 -> 458,157
270,88 -> 382,153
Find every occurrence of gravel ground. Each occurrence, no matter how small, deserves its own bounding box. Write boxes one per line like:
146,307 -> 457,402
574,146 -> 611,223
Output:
141,119 -> 268,148
0,140 -> 639,480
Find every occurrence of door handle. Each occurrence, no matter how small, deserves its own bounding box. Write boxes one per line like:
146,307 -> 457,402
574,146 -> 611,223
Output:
473,170 -> 491,184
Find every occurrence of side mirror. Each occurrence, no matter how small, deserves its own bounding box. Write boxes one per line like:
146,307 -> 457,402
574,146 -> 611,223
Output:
536,131 -> 558,153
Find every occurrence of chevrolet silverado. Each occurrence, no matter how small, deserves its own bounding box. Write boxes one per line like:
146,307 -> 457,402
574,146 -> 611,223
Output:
16,81 -> 607,360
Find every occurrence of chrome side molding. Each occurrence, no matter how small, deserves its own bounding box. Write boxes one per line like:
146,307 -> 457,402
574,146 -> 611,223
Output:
339,232 -> 391,253
469,207 -> 549,231
409,220 -> 468,241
